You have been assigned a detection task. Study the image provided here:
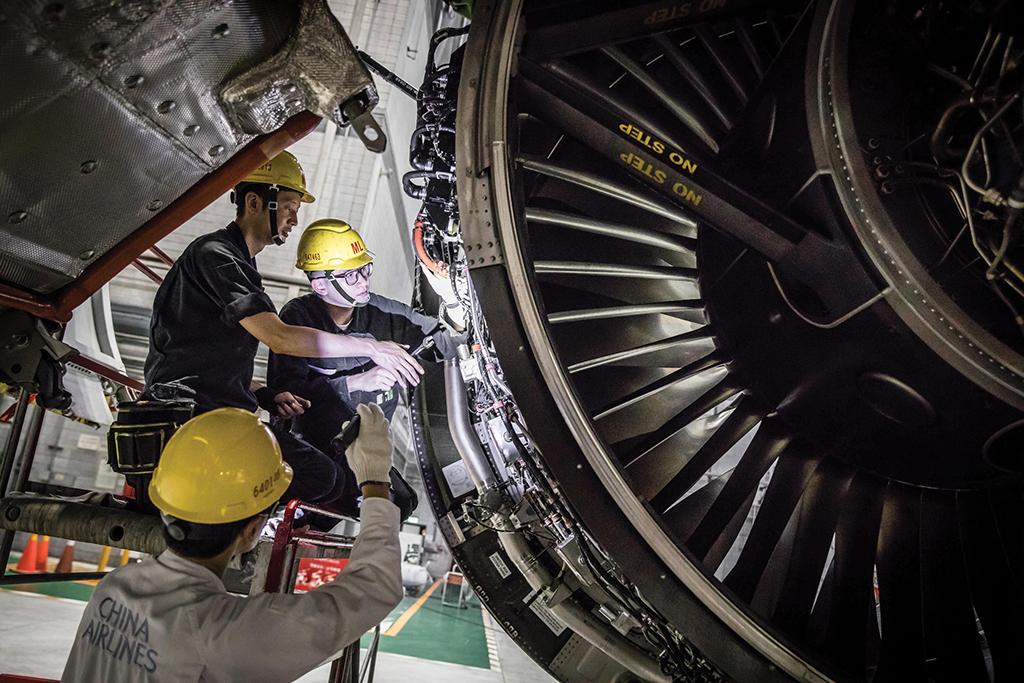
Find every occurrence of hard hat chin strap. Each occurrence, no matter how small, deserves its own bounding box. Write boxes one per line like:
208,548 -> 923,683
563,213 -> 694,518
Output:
266,185 -> 283,246
325,273 -> 366,307
160,512 -> 247,541
160,513 -> 187,541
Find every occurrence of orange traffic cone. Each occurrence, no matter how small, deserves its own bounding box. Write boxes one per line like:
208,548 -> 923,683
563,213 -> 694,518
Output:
15,533 -> 40,573
36,535 -> 50,572
55,540 -> 76,573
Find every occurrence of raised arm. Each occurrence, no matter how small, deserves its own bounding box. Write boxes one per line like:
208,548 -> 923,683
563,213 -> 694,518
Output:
203,405 -> 402,682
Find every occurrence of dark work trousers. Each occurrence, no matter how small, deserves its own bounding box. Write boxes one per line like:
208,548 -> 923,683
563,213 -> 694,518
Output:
275,383 -> 417,520
271,424 -> 352,505
291,380 -> 356,456
286,382 -> 362,511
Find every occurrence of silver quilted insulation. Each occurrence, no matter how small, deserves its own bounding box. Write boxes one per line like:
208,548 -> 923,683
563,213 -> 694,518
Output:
0,0 -> 300,294
220,0 -> 378,136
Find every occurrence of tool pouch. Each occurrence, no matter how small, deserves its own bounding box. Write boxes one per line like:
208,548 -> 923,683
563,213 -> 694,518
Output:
107,400 -> 194,475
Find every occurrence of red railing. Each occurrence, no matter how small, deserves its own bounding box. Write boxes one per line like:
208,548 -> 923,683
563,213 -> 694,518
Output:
0,111 -> 321,323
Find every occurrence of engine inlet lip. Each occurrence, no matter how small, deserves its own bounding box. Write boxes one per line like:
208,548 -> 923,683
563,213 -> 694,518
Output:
983,418 -> 1024,475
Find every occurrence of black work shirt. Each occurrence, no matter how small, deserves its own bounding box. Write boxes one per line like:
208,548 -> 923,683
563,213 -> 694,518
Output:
144,223 -> 276,413
268,293 -> 460,447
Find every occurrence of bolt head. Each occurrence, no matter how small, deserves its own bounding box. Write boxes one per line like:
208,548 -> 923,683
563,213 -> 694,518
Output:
183,124 -> 200,136
42,3 -> 65,22
90,42 -> 110,60
80,160 -> 98,174
8,210 -> 28,224
79,249 -> 95,260
157,100 -> 176,114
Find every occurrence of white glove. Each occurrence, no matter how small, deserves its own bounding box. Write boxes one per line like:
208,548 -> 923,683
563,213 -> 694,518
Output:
347,403 -> 393,485
422,265 -> 467,331
422,263 -> 458,305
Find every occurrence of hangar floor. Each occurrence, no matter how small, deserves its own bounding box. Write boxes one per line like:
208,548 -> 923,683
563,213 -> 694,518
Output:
1,556 -> 552,683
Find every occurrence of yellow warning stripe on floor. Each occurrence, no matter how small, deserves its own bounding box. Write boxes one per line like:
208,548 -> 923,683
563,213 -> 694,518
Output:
384,578 -> 441,637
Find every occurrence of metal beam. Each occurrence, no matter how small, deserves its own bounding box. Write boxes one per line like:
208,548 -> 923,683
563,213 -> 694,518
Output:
0,495 -> 166,555
0,389 -> 30,571
71,353 -> 145,392
0,111 -> 321,323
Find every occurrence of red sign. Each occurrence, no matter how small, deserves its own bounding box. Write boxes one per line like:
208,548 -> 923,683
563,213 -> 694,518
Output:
294,557 -> 350,592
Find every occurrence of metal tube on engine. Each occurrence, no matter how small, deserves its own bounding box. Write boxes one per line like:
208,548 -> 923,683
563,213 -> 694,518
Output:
498,531 -> 670,683
444,359 -> 501,496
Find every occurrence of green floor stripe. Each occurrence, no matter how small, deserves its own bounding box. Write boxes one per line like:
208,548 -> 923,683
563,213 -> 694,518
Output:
4,555 -> 97,602
361,592 -> 490,669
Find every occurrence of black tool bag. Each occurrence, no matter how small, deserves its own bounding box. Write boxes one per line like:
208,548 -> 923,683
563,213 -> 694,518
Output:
107,400 -> 194,476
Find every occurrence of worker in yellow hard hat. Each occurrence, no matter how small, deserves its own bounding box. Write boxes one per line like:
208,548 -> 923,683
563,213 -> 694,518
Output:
63,405 -> 403,682
142,152 -> 424,508
266,219 -> 466,520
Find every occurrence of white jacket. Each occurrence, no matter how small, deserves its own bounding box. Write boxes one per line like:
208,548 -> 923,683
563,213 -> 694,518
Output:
61,498 -> 402,682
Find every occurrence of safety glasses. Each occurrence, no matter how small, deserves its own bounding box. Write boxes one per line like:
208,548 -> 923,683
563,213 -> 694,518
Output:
332,262 -> 374,285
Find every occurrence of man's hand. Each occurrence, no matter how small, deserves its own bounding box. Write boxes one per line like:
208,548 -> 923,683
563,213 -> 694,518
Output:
349,367 -> 400,393
274,391 -> 311,418
367,340 -> 424,386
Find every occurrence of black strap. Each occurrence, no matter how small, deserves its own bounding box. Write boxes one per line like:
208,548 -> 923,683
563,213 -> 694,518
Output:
267,186 -> 282,246
254,386 -> 277,411
325,272 -> 365,307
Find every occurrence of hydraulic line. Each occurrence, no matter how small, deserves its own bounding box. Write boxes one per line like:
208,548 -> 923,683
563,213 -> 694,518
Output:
444,358 -> 501,503
413,212 -> 446,276
961,91 -> 1021,198
497,529 -> 671,683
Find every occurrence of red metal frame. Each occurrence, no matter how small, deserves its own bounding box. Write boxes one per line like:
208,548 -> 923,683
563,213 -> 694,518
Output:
0,111 -> 321,323
71,353 -> 145,393
147,245 -> 176,267
130,259 -> 164,285
264,498 -> 354,593
262,500 -> 366,683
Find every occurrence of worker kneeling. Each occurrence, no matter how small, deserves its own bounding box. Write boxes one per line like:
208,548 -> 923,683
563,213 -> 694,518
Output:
62,404 -> 402,683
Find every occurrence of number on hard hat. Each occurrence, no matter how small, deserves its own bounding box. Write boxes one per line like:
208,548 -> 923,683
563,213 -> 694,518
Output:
240,150 -> 315,203
295,219 -> 374,271
149,408 -> 293,525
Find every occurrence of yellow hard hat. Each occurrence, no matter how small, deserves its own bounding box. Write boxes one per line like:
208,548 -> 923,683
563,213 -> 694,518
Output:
241,150 -> 315,203
295,219 -> 374,271
149,408 -> 293,525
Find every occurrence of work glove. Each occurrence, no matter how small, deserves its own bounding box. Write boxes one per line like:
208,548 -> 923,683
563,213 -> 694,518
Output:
422,265 -> 467,331
347,403 -> 393,486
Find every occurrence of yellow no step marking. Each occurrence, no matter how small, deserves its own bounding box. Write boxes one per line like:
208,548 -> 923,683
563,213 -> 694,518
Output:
384,578 -> 441,637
